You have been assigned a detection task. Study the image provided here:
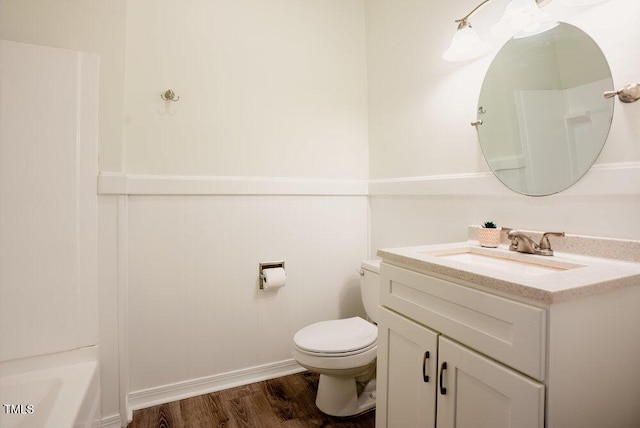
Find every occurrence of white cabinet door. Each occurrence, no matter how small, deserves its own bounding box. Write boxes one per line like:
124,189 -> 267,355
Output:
376,308 -> 439,428
436,336 -> 545,428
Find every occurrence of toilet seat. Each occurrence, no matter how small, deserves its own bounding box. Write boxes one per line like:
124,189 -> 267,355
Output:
295,341 -> 377,358
293,317 -> 377,356
293,317 -> 378,371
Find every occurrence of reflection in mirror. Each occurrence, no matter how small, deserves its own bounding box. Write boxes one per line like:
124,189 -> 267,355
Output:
477,23 -> 614,196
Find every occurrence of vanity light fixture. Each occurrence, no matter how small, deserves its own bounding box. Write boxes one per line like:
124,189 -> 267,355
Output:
490,0 -> 554,37
442,0 -> 492,62
604,83 -> 640,103
443,0 -> 554,62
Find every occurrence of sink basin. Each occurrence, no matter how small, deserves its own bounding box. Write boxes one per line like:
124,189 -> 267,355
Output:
423,247 -> 583,277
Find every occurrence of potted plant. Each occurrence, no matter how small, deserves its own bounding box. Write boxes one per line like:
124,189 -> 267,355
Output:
478,221 -> 502,248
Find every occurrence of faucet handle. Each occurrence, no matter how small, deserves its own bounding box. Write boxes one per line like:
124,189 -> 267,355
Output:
507,229 -> 527,240
539,232 -> 565,250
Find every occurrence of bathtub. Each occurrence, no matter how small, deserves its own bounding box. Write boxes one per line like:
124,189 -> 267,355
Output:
0,347 -> 100,428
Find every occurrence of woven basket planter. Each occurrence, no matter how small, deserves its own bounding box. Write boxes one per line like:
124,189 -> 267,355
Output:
478,227 -> 502,248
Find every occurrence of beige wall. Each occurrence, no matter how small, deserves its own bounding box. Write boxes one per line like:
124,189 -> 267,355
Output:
1,0 -> 371,179
123,0 -> 369,178
366,0 -> 640,179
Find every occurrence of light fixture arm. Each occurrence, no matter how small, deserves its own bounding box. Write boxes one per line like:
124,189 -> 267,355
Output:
453,0 -> 550,27
444,0 -> 554,61
603,83 -> 640,103
454,0 -> 491,27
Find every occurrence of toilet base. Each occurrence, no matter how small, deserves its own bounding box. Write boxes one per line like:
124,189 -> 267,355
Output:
316,375 -> 376,417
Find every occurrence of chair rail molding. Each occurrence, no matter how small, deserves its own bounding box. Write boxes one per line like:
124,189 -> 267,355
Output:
368,162 -> 640,196
97,172 -> 369,196
99,162 -> 639,197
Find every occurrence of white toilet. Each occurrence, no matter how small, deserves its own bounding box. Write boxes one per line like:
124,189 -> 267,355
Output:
292,260 -> 380,417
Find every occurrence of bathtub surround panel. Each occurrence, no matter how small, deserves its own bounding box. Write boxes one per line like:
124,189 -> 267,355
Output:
126,194 -> 368,404
0,41 -> 99,362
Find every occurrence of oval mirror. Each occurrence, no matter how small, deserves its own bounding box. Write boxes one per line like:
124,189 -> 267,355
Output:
477,22 -> 614,196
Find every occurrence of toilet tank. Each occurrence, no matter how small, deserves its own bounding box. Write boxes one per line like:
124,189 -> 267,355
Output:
360,260 -> 380,323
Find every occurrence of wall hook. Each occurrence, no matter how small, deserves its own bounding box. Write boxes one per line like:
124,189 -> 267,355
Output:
603,83 -> 640,103
161,89 -> 180,102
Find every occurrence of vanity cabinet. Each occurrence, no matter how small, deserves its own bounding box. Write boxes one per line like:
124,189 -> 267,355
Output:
377,303 -> 544,428
376,260 -> 640,428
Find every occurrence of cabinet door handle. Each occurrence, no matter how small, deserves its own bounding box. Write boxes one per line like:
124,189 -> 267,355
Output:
439,362 -> 448,395
422,351 -> 430,382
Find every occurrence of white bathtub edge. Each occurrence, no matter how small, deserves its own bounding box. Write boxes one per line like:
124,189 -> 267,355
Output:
0,347 -> 101,428
0,346 -> 99,377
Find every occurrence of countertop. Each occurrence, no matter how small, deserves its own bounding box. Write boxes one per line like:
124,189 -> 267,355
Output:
377,234 -> 640,304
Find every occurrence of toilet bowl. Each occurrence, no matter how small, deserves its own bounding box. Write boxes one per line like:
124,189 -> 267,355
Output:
291,260 -> 380,417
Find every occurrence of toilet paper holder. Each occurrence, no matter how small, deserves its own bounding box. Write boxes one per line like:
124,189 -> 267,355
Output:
259,260 -> 285,289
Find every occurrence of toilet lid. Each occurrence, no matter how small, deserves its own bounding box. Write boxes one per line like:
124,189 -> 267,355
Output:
294,317 -> 377,354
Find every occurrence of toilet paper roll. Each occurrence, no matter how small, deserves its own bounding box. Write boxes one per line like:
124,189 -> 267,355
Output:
261,267 -> 286,290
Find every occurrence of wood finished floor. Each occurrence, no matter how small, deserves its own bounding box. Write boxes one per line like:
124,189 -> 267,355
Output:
127,371 -> 375,428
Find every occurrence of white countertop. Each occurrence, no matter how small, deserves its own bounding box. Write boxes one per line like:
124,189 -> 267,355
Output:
377,239 -> 640,304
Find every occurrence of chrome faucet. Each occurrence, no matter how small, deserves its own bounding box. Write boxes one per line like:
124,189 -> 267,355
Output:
508,230 -> 565,256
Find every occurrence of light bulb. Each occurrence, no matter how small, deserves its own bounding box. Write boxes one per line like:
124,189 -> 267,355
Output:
443,23 -> 490,62
491,0 -> 554,38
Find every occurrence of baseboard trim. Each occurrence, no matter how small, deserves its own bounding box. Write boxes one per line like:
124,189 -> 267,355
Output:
98,414 -> 122,428
128,359 -> 305,411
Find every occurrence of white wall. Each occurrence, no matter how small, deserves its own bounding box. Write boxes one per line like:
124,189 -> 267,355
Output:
366,0 -> 640,253
123,0 -> 369,178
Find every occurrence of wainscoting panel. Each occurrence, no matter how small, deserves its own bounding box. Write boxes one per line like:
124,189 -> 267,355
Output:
125,193 -> 369,401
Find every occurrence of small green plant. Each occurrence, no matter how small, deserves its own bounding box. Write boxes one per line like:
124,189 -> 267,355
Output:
482,221 -> 497,229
